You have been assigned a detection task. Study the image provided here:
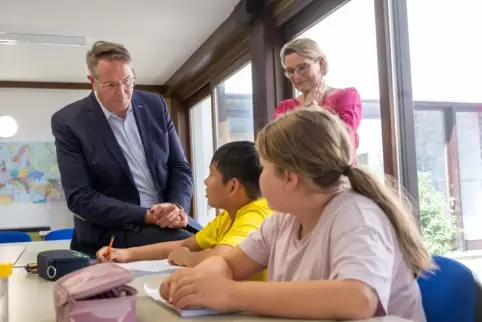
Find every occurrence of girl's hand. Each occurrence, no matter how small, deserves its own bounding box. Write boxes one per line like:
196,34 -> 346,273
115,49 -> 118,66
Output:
162,267 -> 236,312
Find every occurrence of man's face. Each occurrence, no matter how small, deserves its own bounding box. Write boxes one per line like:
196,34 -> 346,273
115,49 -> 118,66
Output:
88,59 -> 135,117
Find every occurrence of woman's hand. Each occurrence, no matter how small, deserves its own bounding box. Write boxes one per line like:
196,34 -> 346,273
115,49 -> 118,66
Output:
304,79 -> 325,106
159,268 -> 236,312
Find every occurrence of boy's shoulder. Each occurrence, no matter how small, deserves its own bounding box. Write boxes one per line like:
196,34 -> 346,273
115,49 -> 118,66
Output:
236,198 -> 274,219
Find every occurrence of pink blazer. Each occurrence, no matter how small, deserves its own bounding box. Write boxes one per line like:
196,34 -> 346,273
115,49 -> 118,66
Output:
273,87 -> 362,163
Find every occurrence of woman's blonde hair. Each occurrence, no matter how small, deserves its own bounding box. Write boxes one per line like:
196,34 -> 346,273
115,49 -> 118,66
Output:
256,105 -> 433,277
280,38 -> 328,76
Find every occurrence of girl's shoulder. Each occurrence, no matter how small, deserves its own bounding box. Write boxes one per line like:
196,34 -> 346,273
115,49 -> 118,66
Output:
264,211 -> 297,232
325,190 -> 392,234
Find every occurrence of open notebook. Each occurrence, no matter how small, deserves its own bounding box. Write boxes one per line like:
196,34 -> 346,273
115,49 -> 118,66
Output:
143,284 -> 235,317
115,259 -> 181,277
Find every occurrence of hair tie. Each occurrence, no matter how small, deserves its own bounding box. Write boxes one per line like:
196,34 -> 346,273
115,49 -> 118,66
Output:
342,166 -> 352,176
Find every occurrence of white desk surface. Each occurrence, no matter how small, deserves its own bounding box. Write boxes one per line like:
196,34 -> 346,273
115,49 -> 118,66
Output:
0,244 -> 26,265
10,240 -> 70,267
5,241 -> 412,322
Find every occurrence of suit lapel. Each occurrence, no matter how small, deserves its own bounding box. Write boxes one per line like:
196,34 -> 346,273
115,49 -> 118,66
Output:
84,92 -> 135,185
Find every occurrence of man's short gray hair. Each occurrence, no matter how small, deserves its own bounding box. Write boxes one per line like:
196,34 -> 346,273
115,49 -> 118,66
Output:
86,41 -> 131,77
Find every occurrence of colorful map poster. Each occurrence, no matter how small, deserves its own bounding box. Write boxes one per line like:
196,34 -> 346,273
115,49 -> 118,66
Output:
0,142 -> 64,205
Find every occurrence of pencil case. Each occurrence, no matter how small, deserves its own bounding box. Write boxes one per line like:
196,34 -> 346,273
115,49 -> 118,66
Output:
54,262 -> 137,322
37,249 -> 91,281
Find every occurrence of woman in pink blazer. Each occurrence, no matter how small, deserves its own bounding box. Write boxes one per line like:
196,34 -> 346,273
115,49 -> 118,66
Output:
275,38 -> 362,163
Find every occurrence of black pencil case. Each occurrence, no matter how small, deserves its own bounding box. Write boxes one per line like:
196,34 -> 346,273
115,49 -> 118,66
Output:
37,249 -> 91,281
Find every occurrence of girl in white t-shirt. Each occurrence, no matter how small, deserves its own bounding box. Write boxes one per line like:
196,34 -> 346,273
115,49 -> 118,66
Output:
160,104 -> 433,322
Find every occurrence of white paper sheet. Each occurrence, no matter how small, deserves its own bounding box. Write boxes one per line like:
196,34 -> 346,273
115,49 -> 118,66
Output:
115,259 -> 180,277
143,284 -> 231,317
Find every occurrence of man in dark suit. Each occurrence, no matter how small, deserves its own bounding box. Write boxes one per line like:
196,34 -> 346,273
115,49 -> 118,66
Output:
51,41 -> 202,256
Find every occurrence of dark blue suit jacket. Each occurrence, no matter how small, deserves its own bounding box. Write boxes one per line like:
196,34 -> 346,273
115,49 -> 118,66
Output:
51,90 -> 201,256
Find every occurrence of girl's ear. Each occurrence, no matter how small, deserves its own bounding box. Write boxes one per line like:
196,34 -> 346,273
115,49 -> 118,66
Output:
283,170 -> 300,192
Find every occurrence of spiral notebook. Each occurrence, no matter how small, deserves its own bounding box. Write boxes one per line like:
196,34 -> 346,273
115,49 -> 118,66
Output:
143,284 -> 234,317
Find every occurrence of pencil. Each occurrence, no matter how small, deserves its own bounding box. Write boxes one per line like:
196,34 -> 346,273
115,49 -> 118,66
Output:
104,235 -> 115,257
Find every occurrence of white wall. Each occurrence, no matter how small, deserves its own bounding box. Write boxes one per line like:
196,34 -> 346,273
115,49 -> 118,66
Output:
0,88 -> 90,230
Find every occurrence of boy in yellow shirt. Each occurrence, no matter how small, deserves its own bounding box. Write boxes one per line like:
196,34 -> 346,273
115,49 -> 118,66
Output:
96,141 -> 273,280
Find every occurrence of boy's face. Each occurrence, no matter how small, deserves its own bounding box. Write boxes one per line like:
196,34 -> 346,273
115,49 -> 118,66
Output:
204,164 -> 232,210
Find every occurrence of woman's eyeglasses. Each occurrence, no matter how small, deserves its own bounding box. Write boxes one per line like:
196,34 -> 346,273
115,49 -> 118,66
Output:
284,58 -> 319,79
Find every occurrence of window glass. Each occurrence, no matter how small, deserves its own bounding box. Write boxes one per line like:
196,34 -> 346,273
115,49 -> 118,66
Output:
190,97 -> 216,226
296,0 -> 384,178
407,0 -> 482,275
214,63 -> 254,147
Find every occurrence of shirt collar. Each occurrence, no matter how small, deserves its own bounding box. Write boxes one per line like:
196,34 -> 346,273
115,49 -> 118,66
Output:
94,91 -> 132,120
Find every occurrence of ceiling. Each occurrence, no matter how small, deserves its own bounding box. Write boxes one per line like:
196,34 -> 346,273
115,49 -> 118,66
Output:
0,0 -> 240,85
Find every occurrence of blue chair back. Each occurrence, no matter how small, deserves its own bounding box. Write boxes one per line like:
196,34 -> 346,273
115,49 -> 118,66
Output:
44,228 -> 74,241
418,255 -> 477,322
0,231 -> 32,243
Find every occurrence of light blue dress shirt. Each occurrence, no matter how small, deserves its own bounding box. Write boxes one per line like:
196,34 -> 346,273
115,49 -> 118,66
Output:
95,92 -> 158,208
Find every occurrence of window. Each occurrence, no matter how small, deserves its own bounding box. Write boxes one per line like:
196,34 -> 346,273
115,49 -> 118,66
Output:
414,110 -> 448,203
407,0 -> 482,273
214,62 -> 254,147
189,97 -> 216,226
456,112 -> 482,243
295,0 -> 384,178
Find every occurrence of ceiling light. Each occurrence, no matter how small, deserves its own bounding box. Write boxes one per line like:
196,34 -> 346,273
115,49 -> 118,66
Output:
0,32 -> 86,47
0,39 -> 16,45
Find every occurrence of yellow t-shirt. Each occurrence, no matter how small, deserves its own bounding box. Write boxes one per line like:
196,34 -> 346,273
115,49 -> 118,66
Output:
195,198 -> 273,281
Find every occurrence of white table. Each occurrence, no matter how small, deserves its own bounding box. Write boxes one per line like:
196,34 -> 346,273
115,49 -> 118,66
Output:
4,241 -> 413,322
11,240 -> 69,267
0,244 -> 26,264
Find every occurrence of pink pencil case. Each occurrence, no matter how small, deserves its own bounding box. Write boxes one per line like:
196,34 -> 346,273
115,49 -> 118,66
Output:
53,262 -> 138,322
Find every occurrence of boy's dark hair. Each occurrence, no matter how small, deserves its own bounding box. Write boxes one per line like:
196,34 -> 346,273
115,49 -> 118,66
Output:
211,141 -> 262,200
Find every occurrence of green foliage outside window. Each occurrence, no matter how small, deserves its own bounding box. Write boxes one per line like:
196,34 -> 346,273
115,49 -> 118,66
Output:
418,172 -> 460,255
